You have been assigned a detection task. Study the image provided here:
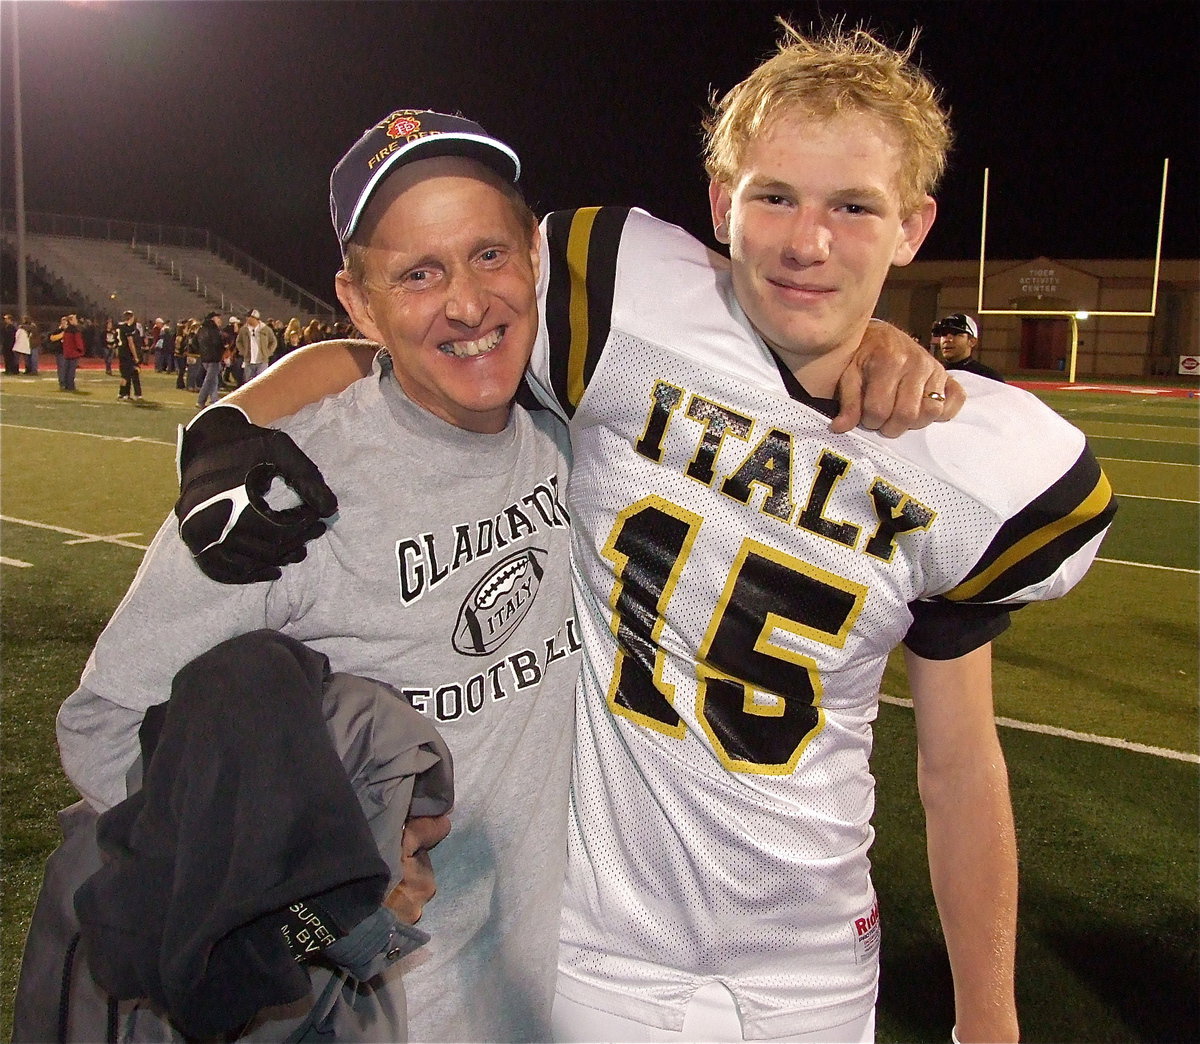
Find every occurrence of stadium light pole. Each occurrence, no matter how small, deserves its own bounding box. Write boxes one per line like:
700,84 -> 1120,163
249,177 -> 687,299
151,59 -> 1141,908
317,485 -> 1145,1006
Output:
10,1 -> 28,319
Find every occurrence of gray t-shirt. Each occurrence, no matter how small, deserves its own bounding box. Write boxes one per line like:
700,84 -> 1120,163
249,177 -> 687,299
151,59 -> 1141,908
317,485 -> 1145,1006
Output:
58,356 -> 580,1042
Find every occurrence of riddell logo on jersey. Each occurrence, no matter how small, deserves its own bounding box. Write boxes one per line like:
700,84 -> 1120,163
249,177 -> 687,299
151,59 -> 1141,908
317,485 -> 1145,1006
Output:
852,899 -> 881,965
854,901 -> 879,939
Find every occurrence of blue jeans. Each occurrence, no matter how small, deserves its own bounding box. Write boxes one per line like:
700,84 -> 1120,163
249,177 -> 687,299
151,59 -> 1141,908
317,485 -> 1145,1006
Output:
244,361 -> 266,383
57,354 -> 78,390
197,362 -> 222,407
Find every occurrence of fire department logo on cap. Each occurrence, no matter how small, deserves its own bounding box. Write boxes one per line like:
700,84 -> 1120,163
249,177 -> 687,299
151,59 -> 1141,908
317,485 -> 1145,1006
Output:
332,108 -> 521,257
384,112 -> 422,139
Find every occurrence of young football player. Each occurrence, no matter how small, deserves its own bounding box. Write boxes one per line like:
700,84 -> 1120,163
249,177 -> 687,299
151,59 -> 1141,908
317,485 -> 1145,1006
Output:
534,27 -> 1110,1041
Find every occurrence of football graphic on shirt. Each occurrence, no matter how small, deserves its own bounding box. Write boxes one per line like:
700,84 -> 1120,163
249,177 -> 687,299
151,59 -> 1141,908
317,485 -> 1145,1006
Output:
453,547 -> 547,655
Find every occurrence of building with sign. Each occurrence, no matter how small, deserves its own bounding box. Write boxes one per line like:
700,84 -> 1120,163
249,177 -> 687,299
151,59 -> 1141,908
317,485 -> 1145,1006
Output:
880,256 -> 1198,378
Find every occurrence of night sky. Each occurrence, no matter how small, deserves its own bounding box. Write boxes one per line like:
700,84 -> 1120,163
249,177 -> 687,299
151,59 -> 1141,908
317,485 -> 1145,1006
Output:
2,0 -> 1197,306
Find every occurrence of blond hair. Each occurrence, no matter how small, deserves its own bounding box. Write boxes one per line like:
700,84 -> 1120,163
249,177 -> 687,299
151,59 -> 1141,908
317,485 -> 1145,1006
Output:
702,21 -> 952,216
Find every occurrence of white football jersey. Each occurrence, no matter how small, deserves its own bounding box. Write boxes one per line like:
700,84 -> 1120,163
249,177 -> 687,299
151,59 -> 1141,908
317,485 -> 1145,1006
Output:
528,208 -> 1115,1037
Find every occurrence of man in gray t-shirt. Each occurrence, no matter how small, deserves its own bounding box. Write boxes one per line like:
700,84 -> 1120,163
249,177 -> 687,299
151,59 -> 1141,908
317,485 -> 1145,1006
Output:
56,113 -> 580,1043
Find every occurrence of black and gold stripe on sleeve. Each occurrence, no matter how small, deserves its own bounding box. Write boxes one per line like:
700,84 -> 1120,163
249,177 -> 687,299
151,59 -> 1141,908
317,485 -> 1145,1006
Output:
543,206 -> 631,418
943,445 -> 1116,604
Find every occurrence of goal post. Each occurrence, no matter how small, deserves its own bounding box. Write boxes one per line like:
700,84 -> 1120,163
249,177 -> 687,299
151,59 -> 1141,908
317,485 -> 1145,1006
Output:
976,159 -> 1170,382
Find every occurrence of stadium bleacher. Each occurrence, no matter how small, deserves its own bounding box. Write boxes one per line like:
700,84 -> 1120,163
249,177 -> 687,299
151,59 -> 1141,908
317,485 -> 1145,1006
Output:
2,214 -> 338,324
18,233 -> 323,322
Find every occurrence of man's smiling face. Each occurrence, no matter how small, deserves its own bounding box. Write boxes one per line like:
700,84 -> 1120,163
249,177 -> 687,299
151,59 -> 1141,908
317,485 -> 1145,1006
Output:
337,155 -> 540,434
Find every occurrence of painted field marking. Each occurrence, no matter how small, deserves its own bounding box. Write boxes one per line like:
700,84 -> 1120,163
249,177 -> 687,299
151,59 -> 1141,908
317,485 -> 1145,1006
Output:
0,422 -> 174,447
1090,434 -> 1200,445
879,694 -> 1199,765
64,532 -> 145,546
1085,423 -> 1199,441
1,556 -> 33,568
1095,556 -> 1198,575
1064,386 -> 1189,397
0,515 -> 150,551
1116,492 -> 1200,504
1016,380 -> 1198,399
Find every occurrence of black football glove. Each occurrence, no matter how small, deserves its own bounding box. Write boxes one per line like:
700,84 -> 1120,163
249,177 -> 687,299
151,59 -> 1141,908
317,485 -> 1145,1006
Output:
175,404 -> 338,584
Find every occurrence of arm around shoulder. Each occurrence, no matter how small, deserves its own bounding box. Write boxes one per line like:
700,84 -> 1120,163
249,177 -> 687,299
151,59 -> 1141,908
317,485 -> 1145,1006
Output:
223,338 -> 378,425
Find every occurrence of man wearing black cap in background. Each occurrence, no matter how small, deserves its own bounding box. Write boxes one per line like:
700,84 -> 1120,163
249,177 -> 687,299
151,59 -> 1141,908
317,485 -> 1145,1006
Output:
195,309 -> 228,407
934,312 -> 1005,382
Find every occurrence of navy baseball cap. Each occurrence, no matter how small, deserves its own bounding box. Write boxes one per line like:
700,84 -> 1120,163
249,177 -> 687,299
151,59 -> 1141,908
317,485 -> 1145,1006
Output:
330,109 -> 522,257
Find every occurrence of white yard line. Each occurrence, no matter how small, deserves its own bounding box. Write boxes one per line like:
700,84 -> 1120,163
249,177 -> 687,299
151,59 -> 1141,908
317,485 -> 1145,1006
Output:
1095,556 -> 1199,575
1115,493 -> 1200,504
0,422 -> 175,447
0,515 -> 150,551
1090,433 -> 1200,444
879,695 -> 1199,764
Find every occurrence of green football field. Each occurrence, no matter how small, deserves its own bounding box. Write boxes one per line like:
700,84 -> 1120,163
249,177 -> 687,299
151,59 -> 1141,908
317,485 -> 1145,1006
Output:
2,367 -> 1196,1042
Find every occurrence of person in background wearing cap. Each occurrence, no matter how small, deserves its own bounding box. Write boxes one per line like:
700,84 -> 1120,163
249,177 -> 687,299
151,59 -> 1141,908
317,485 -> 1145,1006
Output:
52,111 -> 577,1042
194,309 -> 226,408
237,308 -> 277,383
934,312 -> 1005,382
116,310 -> 144,401
224,315 -> 247,388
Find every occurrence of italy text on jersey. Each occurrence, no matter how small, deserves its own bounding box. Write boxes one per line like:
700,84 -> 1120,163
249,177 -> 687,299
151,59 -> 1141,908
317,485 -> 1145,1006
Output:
592,376 -> 1113,776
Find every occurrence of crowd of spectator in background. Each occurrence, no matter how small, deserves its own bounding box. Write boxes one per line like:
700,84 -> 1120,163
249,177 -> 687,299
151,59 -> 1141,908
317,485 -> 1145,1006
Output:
2,310 -> 358,401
